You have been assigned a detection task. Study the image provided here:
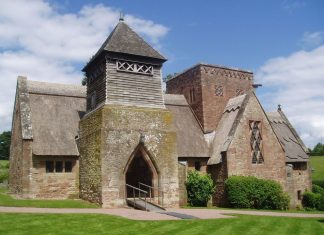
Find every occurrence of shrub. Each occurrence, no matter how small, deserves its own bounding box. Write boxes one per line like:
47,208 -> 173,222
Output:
313,184 -> 324,195
185,170 -> 215,206
311,184 -> 324,211
225,176 -> 290,210
302,191 -> 321,209
313,181 -> 324,189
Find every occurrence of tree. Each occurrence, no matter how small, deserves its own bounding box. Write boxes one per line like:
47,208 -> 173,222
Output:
311,143 -> 324,156
163,73 -> 178,82
0,131 -> 11,160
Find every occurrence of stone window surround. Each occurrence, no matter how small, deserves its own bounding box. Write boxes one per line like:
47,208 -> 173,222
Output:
249,120 -> 264,165
45,160 -> 74,173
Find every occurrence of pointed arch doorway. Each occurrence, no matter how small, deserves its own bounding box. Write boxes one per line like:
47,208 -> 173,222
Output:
124,145 -> 159,198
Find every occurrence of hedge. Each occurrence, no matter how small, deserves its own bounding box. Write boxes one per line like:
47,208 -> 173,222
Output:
185,170 -> 215,206
225,176 -> 290,210
302,184 -> 324,211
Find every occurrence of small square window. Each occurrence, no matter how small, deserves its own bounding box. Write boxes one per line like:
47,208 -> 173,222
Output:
195,161 -> 201,171
55,161 -> 63,173
46,161 -> 54,173
65,161 -> 73,172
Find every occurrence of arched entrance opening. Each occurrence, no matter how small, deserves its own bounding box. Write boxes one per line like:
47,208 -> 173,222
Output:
125,146 -> 158,198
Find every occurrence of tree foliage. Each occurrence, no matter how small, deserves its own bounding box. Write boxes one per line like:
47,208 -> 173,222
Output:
163,73 -> 178,82
185,170 -> 215,206
0,131 -> 11,160
310,143 -> 324,156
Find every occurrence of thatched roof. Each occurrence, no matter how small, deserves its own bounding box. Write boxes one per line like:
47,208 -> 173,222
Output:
267,111 -> 309,162
207,94 -> 247,165
164,94 -> 209,158
19,78 -> 86,156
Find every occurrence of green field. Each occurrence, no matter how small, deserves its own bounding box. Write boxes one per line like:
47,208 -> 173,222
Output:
0,160 -> 9,183
0,213 -> 323,235
311,156 -> 324,187
0,187 -> 98,208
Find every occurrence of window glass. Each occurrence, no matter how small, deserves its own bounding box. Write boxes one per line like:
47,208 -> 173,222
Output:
55,161 -> 63,173
65,161 -> 73,172
46,161 -> 54,173
250,121 -> 264,164
195,161 -> 201,171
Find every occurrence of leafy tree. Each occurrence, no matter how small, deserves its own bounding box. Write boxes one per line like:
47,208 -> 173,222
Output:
163,73 -> 178,82
0,131 -> 11,160
311,143 -> 324,156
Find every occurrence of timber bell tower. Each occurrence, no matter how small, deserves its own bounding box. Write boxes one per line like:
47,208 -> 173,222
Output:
78,17 -> 179,208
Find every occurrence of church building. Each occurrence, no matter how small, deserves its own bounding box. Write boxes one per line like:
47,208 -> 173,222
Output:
9,18 -> 311,209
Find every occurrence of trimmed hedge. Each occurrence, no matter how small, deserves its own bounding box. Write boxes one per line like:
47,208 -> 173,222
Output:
303,184 -> 324,211
302,192 -> 321,209
185,170 -> 215,207
225,176 -> 290,210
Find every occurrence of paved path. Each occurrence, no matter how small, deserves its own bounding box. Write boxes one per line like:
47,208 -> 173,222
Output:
1,206 -> 324,220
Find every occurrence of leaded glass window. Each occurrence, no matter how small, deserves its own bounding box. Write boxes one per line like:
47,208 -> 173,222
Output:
250,121 -> 264,164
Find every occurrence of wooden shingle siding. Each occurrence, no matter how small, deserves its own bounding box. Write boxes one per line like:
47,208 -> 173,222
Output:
106,61 -> 164,108
87,72 -> 106,111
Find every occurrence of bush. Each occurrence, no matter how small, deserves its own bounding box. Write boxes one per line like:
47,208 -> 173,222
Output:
313,180 -> 324,189
185,170 -> 215,206
313,184 -> 324,195
302,191 -> 321,209
310,184 -> 324,211
225,176 -> 290,210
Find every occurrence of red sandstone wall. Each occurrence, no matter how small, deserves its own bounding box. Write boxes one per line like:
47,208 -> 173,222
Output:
166,64 -> 253,133
226,94 -> 287,188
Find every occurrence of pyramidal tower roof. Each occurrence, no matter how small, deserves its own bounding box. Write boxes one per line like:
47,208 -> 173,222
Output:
84,20 -> 166,70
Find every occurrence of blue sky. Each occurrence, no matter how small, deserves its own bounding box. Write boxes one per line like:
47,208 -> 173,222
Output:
0,0 -> 323,147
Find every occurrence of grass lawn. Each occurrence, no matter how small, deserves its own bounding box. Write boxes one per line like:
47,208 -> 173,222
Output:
0,187 -> 98,208
0,160 -> 9,183
311,156 -> 324,182
0,213 -> 323,235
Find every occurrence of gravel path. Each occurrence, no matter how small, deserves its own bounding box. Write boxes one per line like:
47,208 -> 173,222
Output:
1,206 -> 324,220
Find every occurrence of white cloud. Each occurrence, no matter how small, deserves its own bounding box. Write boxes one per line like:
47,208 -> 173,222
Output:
282,0 -> 306,13
0,0 -> 168,133
299,31 -> 324,49
256,45 -> 324,148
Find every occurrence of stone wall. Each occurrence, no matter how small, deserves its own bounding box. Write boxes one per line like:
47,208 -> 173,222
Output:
286,162 -> 312,208
166,64 -> 253,133
78,108 -> 103,204
29,156 -> 79,199
9,94 -> 24,195
79,104 -> 179,208
208,154 -> 228,206
178,162 -> 187,207
200,65 -> 253,133
166,65 -> 204,129
100,105 -> 179,208
226,94 -> 287,188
